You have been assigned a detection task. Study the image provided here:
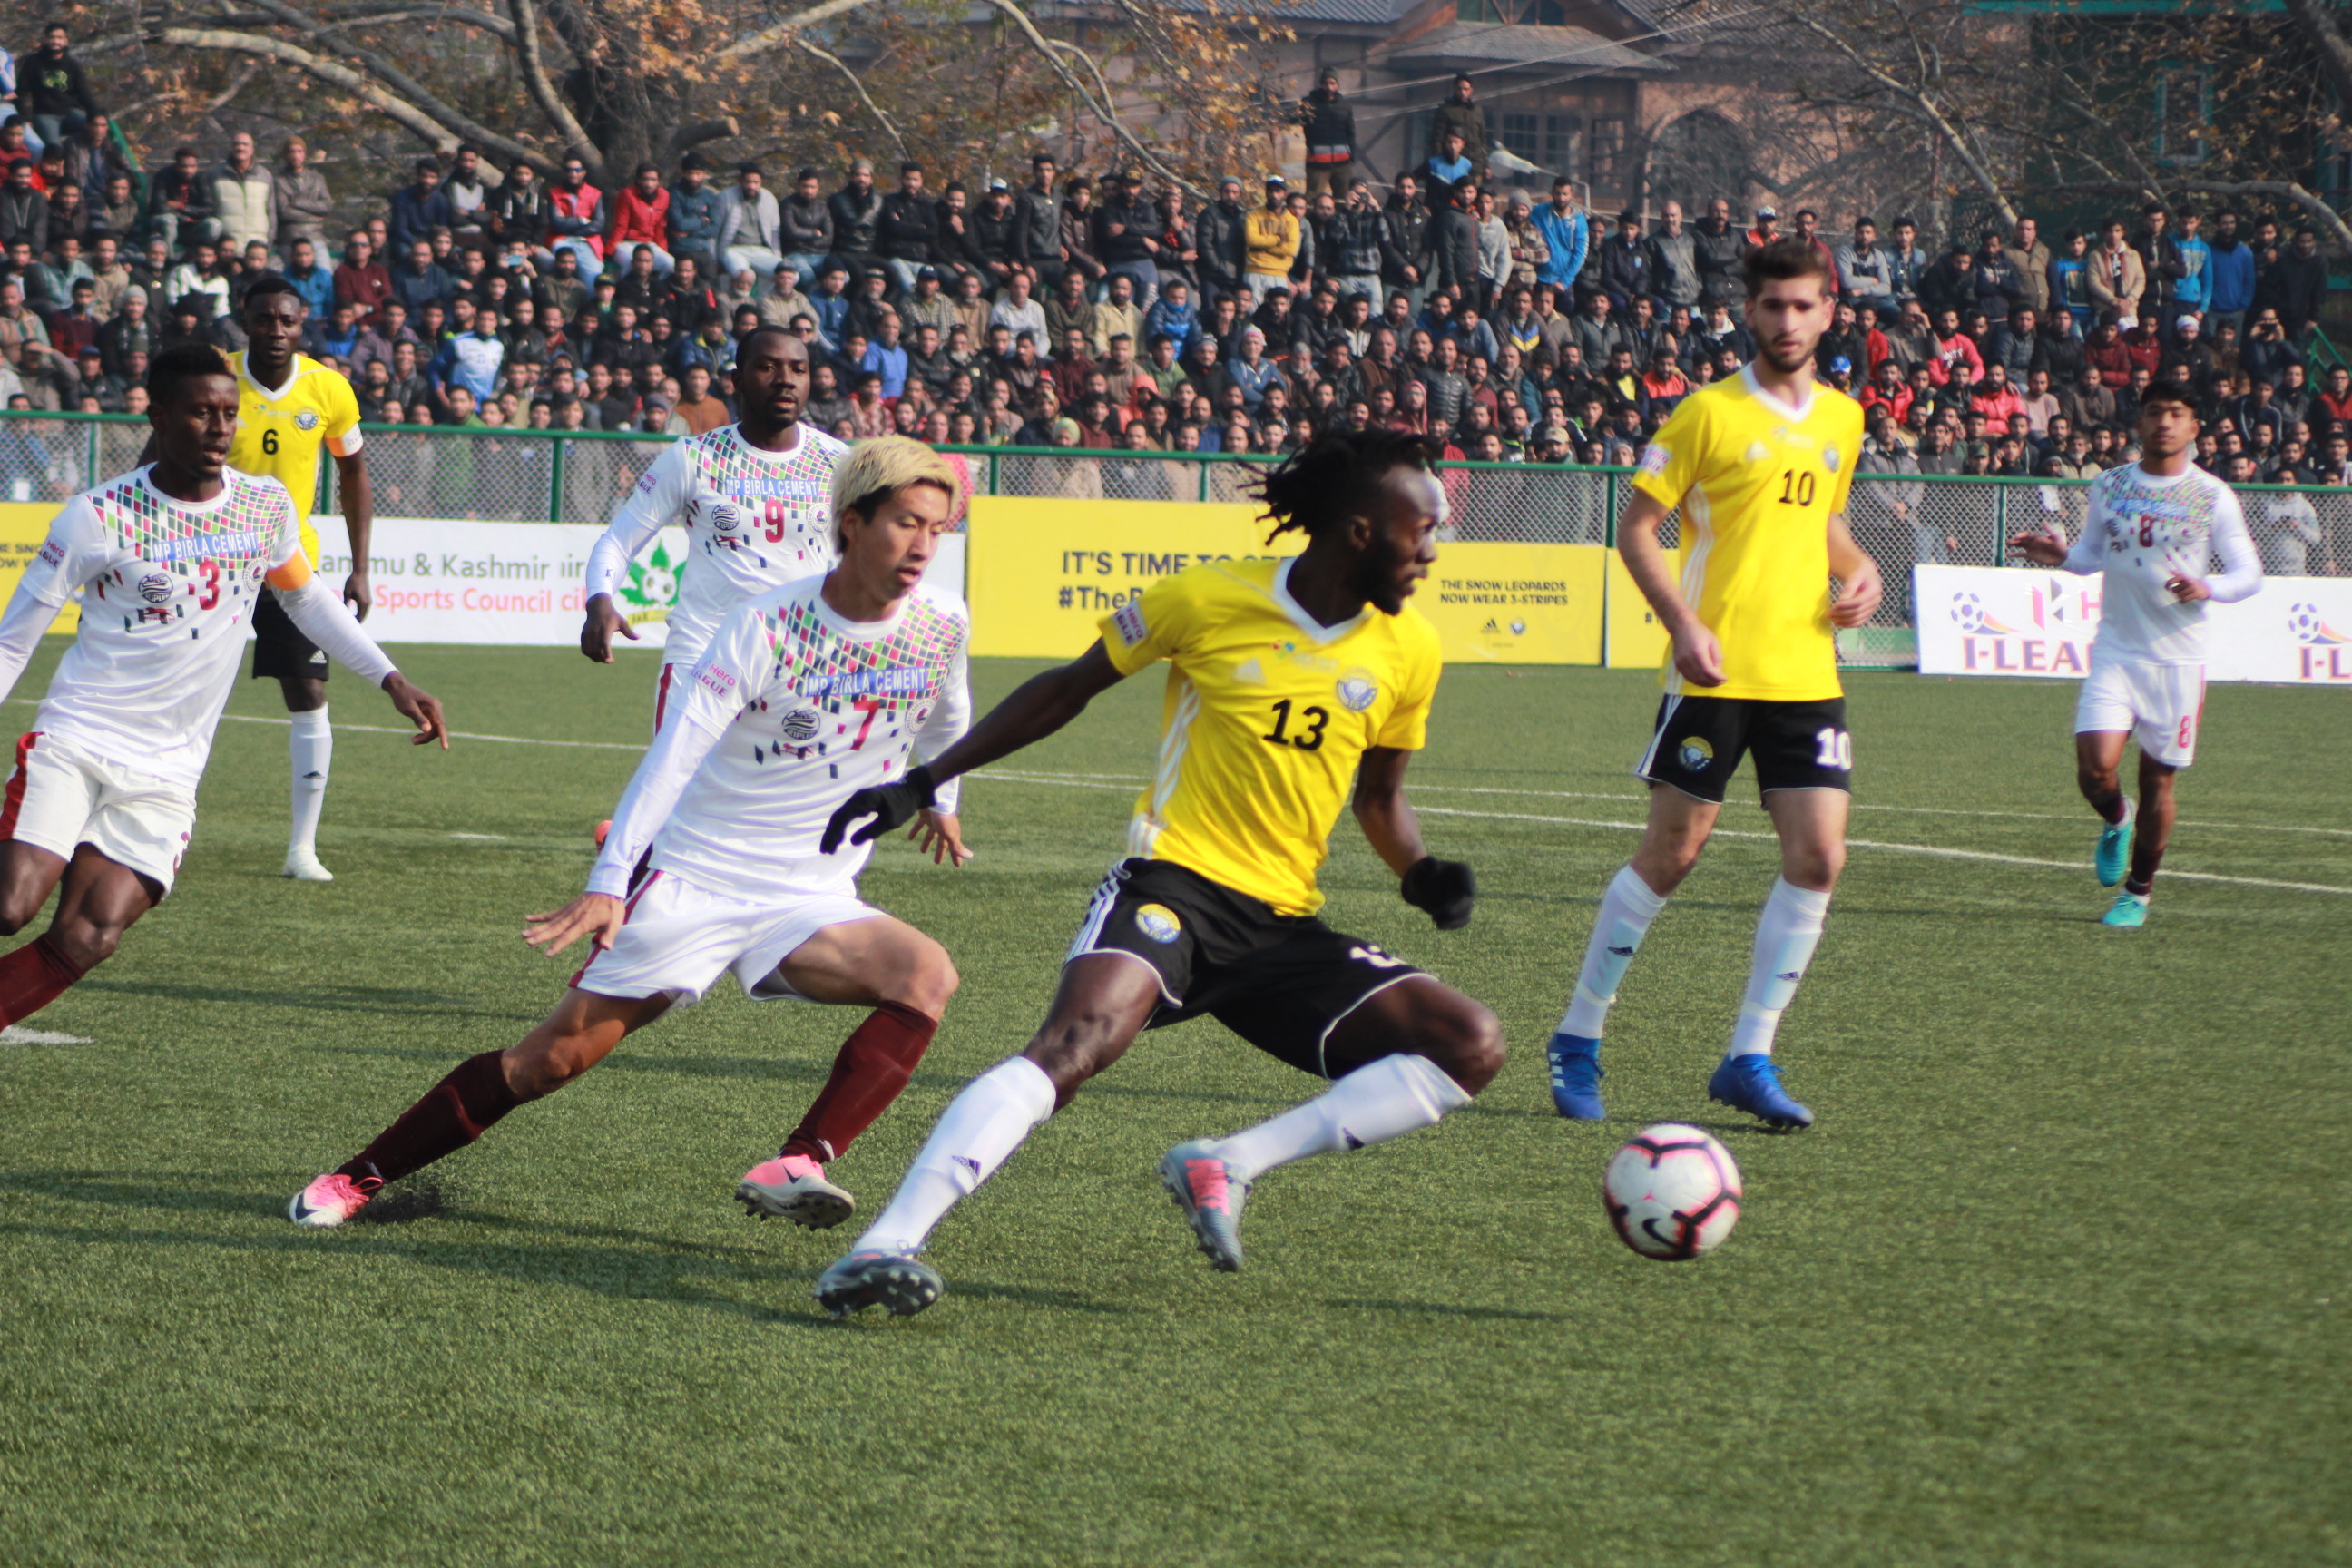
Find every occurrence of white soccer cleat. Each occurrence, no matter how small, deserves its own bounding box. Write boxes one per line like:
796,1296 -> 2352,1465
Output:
288,1171 -> 378,1228
281,848 -> 335,882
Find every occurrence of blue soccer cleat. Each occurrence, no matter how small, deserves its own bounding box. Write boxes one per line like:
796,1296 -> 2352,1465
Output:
1546,1032 -> 1606,1120
2101,893 -> 2149,929
2095,803 -> 2136,887
1708,1054 -> 1814,1130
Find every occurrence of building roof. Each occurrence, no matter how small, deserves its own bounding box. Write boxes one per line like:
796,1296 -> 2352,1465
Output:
1153,0 -> 1420,22
1376,20 -> 1668,71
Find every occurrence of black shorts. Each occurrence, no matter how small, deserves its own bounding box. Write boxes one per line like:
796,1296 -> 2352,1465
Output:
250,586 -> 328,683
1636,694 -> 1853,805
1067,858 -> 1425,1080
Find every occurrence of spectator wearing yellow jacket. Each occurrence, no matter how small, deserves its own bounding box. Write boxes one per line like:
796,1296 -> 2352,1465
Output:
1243,176 -> 1301,296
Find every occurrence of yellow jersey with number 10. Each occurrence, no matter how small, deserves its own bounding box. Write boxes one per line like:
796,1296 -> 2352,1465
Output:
229,350 -> 364,566
1630,368 -> 1863,701
1099,555 -> 1443,916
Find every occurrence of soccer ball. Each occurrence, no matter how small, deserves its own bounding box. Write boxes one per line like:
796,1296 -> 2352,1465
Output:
1602,1123 -> 1743,1261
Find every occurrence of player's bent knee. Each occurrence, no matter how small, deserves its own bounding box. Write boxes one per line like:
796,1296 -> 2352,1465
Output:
1397,988 -> 1504,1094
887,938 -> 959,1017
47,917 -> 124,970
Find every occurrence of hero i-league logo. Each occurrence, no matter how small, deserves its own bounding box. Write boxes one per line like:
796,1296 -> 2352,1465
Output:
2288,602 -> 2352,680
1948,578 -> 2099,673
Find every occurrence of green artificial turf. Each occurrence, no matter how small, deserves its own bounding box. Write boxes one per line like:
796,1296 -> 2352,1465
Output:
0,646 -> 2346,1566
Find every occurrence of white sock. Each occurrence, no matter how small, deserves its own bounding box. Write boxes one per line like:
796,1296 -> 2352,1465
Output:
1726,877 -> 1832,1060
289,706 -> 332,856
852,1054 -> 1057,1254
1558,865 -> 1669,1039
1209,1054 -> 1472,1186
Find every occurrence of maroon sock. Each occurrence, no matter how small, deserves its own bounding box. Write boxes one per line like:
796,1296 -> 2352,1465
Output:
338,1050 -> 521,1185
780,1002 -> 938,1164
0,936 -> 86,1028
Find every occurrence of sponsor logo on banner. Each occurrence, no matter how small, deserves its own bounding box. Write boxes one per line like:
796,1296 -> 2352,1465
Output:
1916,564 -> 2352,684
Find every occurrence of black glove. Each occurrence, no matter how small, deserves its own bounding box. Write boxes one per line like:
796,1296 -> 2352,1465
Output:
819,764 -> 937,853
1401,855 -> 1475,930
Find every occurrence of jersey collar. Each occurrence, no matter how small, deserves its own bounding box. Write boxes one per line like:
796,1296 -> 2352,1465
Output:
238,352 -> 302,402
729,421 -> 806,462
1272,556 -> 1367,642
1740,363 -> 1817,423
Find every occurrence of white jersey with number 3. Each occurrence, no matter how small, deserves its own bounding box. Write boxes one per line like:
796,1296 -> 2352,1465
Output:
2064,464 -> 2261,666
587,423 -> 847,669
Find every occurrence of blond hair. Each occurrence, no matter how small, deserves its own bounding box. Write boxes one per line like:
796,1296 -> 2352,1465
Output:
830,436 -> 965,551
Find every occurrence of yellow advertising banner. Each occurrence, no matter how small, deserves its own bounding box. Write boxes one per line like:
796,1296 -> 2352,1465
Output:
967,497 -> 1607,664
1603,546 -> 1681,670
1417,543 -> 1604,664
965,496 -> 1297,658
0,504 -> 78,635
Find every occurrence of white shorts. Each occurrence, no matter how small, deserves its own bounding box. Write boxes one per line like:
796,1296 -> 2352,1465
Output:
2074,654 -> 2206,768
0,731 -> 198,893
573,868 -> 881,1006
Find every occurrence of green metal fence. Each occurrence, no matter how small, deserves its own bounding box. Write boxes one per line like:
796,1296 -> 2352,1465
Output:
5,410 -> 2345,652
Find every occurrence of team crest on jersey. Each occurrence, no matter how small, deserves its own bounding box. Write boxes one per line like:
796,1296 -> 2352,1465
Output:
1679,735 -> 1715,772
780,707 -> 822,741
136,573 -> 172,605
1133,903 -> 1183,944
294,410 -> 319,431
1744,440 -> 1770,464
1823,444 -> 1841,473
1335,669 -> 1379,712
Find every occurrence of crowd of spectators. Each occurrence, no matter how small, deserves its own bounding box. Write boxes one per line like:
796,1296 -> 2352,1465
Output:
0,43 -> 2345,572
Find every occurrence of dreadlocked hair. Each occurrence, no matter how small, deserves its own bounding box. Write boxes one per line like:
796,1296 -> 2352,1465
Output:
1252,429 -> 1440,544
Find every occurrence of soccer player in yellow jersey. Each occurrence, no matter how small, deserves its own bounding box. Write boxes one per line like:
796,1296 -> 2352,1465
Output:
808,431 -> 1502,1318
227,278 -> 372,881
1547,239 -> 1883,1132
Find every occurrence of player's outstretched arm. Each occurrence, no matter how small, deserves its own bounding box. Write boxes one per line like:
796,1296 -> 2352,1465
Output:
1825,514 -> 1884,629
580,447 -> 685,662
1355,746 -> 1475,930
1618,490 -> 1724,687
269,569 -> 449,748
821,641 -> 1127,852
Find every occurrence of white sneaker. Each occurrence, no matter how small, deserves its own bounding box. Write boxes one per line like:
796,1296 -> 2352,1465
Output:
282,847 -> 334,881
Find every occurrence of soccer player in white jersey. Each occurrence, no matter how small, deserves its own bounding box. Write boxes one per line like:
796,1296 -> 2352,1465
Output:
579,328 -> 845,732
289,438 -> 972,1229
0,346 -> 445,1034
2010,385 -> 2261,927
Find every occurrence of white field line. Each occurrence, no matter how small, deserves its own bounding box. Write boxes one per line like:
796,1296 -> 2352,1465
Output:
968,769 -> 2352,897
0,1026 -> 92,1044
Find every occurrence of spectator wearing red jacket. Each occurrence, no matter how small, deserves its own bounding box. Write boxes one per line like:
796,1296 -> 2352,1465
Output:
607,163 -> 675,276
333,231 -> 394,326
2084,315 -> 2136,388
1969,363 -> 2024,425
546,157 -> 606,276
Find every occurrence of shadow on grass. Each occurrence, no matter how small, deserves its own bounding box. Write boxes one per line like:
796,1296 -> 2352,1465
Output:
0,1170 -> 846,1328
78,980 -> 520,1021
1328,1297 -> 1573,1323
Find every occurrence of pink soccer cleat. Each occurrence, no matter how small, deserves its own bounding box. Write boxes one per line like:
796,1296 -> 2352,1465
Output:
288,1171 -> 379,1228
1158,1141 -> 1248,1272
735,1152 -> 855,1229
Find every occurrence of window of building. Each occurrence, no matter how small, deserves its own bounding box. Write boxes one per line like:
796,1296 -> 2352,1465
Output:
1456,0 -> 1570,22
2154,66 -> 2210,164
1590,116 -> 1627,183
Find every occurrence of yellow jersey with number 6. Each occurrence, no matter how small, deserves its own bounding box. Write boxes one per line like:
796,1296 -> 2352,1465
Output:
229,350 -> 364,565
1630,367 -> 1862,701
1099,555 -> 1443,916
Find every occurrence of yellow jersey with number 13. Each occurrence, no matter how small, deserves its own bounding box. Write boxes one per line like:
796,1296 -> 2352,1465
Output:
1099,555 -> 1443,916
1630,367 -> 1862,701
229,350 -> 364,566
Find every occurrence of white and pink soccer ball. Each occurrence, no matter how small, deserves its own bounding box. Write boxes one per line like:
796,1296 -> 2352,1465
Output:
1602,1123 -> 1743,1261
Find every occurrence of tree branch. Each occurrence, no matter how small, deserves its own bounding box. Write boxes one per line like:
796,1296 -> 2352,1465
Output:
662,116 -> 741,164
153,25 -> 470,152
2280,0 -> 2352,118
716,0 -> 894,62
505,0 -> 603,174
210,0 -> 551,166
794,40 -> 909,162
972,0 -> 1205,201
